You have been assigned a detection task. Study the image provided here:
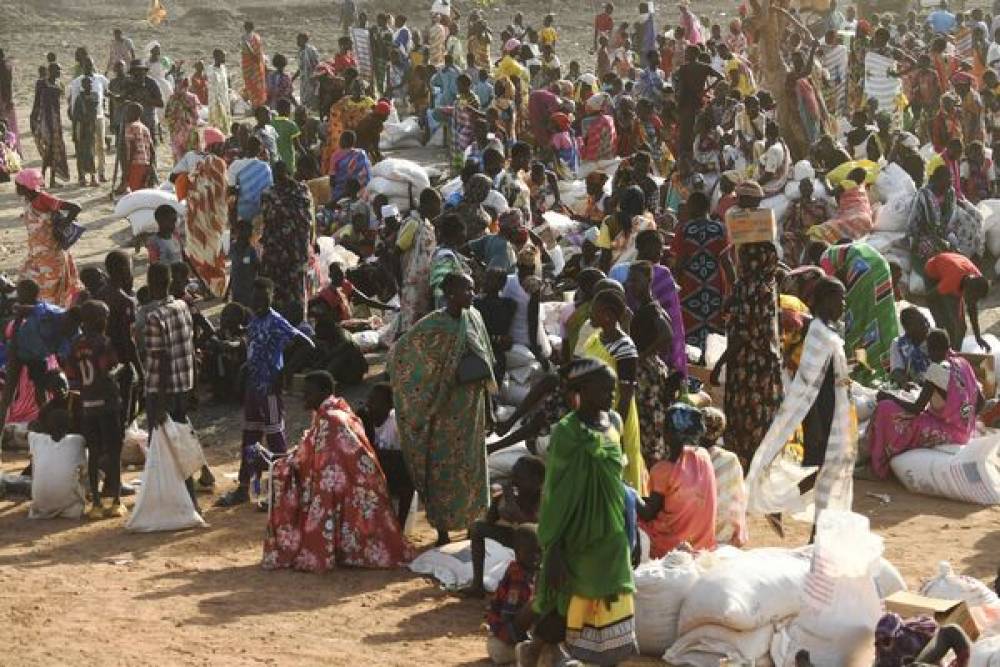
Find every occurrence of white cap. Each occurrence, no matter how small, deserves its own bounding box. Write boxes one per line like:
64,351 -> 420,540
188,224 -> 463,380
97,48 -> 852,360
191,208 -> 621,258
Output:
381,204 -> 400,219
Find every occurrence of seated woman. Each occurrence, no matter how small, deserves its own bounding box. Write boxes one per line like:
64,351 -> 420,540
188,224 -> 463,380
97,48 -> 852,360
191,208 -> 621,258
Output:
867,329 -> 984,479
262,370 -> 413,572
637,403 -> 717,558
889,307 -> 932,388
807,167 -> 874,243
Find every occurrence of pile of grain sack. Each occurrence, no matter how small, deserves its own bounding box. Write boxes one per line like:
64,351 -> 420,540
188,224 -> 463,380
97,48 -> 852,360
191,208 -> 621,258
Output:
634,510 -> 1000,666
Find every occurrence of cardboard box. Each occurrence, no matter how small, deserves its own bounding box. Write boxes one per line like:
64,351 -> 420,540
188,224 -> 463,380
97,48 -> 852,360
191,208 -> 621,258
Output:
958,352 -> 997,399
884,591 -> 981,641
725,207 -> 777,245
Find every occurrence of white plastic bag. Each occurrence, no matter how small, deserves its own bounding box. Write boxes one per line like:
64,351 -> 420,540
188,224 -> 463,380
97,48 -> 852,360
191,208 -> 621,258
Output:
126,423 -> 207,532
873,557 -> 908,599
162,417 -> 207,479
408,538 -> 514,591
121,421 -> 149,466
635,550 -> 701,656
28,433 -> 86,519
874,162 -> 916,202
890,434 -> 1000,505
920,561 -> 1000,607
874,192 -> 916,232
677,548 -> 811,634
379,116 -> 424,150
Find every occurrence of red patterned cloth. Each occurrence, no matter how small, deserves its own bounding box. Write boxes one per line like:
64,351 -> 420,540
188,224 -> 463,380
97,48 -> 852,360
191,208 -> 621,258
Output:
262,395 -> 413,572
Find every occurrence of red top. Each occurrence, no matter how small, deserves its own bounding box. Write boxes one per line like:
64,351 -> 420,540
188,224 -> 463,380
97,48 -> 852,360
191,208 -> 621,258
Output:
595,13 -> 614,35
925,252 -> 981,296
30,191 -> 61,214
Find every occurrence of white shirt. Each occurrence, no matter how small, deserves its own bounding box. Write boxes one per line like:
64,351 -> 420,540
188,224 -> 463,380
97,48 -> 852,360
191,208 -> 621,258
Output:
68,73 -> 110,118
371,410 -> 400,450
171,150 -> 207,176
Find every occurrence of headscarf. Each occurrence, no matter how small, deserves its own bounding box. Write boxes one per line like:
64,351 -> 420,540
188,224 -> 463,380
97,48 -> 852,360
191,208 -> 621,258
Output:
700,407 -> 726,446
735,179 -> 765,198
504,38 -> 522,54
666,403 -> 707,444
555,80 -> 574,98
585,92 -> 613,115
15,168 -> 45,192
203,127 -> 226,147
374,99 -> 392,116
465,173 -> 492,204
551,111 -> 571,131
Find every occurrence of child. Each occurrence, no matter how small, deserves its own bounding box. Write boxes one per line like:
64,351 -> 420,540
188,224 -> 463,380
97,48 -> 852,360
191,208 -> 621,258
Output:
699,407 -> 748,547
266,53 -> 294,109
73,77 -> 100,187
465,455 -> 545,598
227,219 -> 259,307
66,300 -> 126,519
485,526 -> 540,665
147,204 -> 183,265
118,102 -> 153,195
889,306 -> 932,388
359,383 -> 414,528
549,112 -> 580,178
596,35 -> 612,79
203,302 -> 249,404
190,60 -> 209,105
271,98 -> 302,175
473,68 -> 495,109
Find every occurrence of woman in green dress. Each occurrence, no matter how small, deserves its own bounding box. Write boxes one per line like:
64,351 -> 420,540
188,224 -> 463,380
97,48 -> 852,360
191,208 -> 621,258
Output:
522,357 -> 638,667
388,272 -> 495,546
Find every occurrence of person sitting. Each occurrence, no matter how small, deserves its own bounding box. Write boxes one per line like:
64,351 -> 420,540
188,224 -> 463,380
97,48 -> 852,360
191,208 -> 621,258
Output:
298,294 -> 369,386
924,252 -> 992,352
889,307 -> 932,388
314,262 -> 396,331
868,328 -> 984,479
875,614 -> 972,667
262,370 -> 413,571
358,383 -> 413,528
637,403 -> 717,557
484,526 -> 541,666
465,455 -> 545,598
699,406 -> 748,547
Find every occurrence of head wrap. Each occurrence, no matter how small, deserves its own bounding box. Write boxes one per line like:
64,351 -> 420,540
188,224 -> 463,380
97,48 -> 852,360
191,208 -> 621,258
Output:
504,38 -> 522,54
700,407 -> 726,445
735,179 -> 765,198
381,204 -> 399,219
483,189 -> 509,217
551,111 -> 572,131
14,168 -> 45,192
792,160 -> 816,182
666,403 -> 707,443
585,92 -> 613,114
374,99 -> 392,116
202,127 -> 225,148
555,80 -> 574,97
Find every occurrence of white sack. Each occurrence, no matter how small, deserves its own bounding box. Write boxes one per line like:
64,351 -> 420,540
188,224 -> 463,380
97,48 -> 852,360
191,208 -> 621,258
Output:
874,192 -> 916,232
408,538 -> 514,591
874,162 -> 916,202
28,433 -> 86,519
890,434 -> 1000,505
664,623 -> 774,667
634,550 -> 700,656
920,561 -> 1000,607
126,421 -> 208,532
971,635 -> 1000,667
379,116 -> 424,150
370,157 -> 431,191
113,188 -> 181,218
677,547 -> 811,634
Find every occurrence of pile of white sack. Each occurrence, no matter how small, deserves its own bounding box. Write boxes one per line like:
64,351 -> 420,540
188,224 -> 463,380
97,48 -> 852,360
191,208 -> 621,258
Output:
366,158 -> 431,214
919,561 -> 1000,666
635,511 -> 904,666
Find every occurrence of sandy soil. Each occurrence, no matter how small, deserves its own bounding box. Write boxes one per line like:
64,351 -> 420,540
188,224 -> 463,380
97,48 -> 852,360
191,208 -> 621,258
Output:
2,1 -> 1000,665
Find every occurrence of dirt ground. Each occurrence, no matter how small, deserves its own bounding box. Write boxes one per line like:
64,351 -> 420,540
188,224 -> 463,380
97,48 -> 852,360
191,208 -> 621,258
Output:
2,1 -> 1000,665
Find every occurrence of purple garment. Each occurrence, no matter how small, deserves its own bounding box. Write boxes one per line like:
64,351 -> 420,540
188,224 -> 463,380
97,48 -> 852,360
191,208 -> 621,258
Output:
611,262 -> 688,377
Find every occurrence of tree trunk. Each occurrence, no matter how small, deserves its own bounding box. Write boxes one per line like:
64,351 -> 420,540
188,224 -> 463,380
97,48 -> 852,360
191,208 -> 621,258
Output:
748,0 -> 812,160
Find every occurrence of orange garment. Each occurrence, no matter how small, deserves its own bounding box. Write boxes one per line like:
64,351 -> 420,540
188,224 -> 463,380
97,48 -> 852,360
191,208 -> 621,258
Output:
640,447 -> 717,558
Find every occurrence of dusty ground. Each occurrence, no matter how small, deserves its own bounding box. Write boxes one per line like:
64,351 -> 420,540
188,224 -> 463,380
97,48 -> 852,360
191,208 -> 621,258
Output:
2,0 -> 1000,665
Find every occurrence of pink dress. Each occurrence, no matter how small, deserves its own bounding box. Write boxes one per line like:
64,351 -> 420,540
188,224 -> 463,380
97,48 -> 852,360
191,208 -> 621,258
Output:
640,447 -> 717,558
868,354 -> 980,479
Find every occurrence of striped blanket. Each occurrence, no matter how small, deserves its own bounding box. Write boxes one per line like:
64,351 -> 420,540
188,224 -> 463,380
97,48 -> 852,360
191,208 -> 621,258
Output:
822,44 -> 849,119
746,319 -> 856,521
864,51 -> 901,116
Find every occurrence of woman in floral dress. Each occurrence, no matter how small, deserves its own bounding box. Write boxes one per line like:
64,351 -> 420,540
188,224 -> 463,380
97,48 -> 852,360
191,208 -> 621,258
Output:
263,370 -> 413,572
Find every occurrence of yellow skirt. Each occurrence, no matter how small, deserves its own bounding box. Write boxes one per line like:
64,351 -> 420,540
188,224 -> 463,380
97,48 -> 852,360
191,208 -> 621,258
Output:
565,594 -> 638,666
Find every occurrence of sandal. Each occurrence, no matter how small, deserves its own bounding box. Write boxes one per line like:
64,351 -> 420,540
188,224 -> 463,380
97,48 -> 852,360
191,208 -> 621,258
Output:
214,487 -> 250,507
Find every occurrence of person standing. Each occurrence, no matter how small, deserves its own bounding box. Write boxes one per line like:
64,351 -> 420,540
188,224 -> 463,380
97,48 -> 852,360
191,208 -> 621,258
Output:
228,136 -> 274,231
30,63 -> 70,188
118,102 -> 154,194
96,250 -> 142,428
340,0 -> 357,35
674,46 -> 723,158
0,49 -> 20,155
392,188 -> 440,339
181,130 -> 229,298
294,34 -> 320,112
71,78 -> 100,187
13,169 -> 82,307
164,78 -> 201,163
258,162 -> 313,323
388,272 -> 494,547
142,262 -> 201,510
105,28 -> 135,77
112,59 -> 164,174
241,21 -> 268,109
68,57 -> 110,183
207,49 -> 231,132
216,278 -> 314,507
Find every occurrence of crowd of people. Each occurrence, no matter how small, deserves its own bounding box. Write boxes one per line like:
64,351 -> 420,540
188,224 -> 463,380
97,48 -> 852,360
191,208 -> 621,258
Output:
1,0 -> 1000,664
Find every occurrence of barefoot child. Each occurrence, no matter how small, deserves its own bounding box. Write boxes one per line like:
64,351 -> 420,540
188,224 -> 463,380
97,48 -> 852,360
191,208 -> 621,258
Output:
66,300 -> 126,518
147,204 -> 183,265
466,455 -> 545,597
485,525 -> 541,665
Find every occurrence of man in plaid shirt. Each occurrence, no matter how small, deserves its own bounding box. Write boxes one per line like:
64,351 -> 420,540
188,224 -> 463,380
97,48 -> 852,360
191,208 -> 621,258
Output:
142,262 -> 201,507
